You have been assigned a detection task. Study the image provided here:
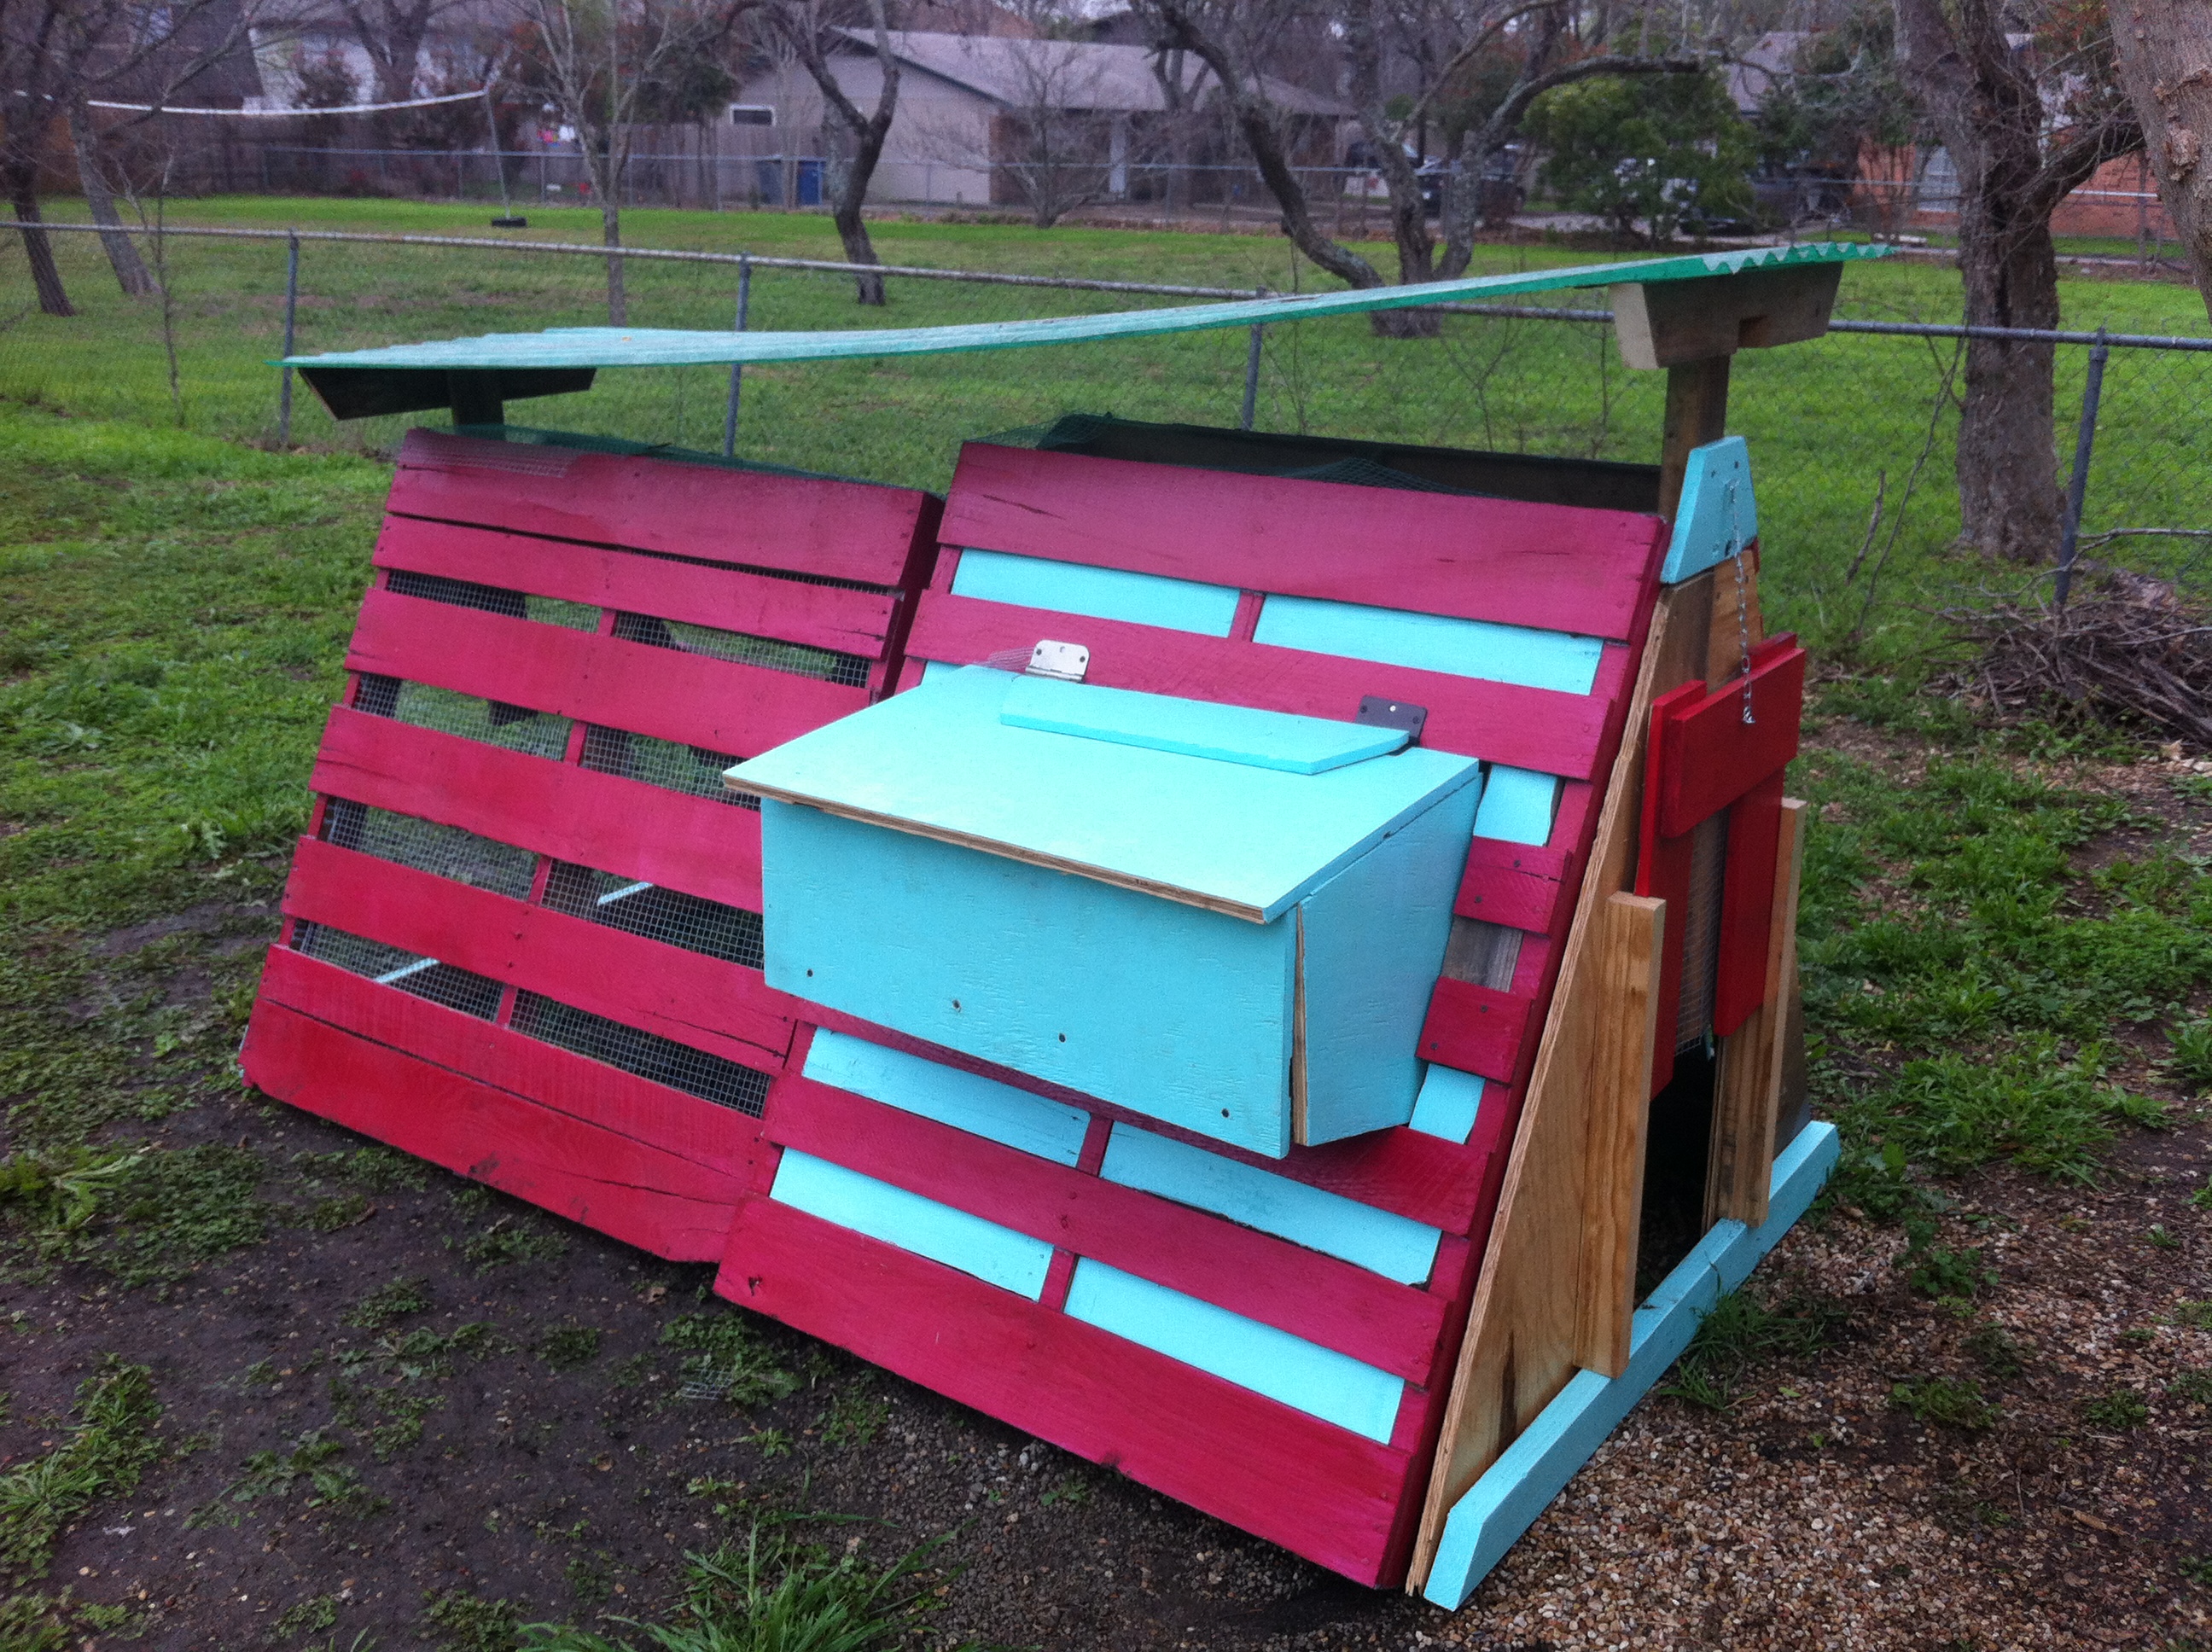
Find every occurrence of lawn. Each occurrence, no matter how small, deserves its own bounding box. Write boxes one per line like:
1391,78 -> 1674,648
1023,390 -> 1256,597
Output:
4,197 -> 2212,664
2,203 -> 2210,1649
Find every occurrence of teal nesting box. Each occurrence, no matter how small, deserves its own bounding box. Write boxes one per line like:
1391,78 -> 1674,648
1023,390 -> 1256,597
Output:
734,665 -> 1483,1157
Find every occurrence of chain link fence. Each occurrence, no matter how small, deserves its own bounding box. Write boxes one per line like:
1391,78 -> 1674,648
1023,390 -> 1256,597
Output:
3,214 -> 2208,658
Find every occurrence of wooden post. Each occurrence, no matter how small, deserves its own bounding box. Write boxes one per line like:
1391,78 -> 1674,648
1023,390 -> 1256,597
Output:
1704,798 -> 1807,1229
1572,893 -> 1664,1377
448,371 -> 504,428
1656,356 -> 1730,521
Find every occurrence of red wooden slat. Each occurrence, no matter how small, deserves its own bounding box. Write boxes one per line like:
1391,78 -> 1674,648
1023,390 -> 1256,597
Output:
765,1074 -> 1447,1380
245,998 -> 748,1263
1454,839 -> 1573,932
313,707 -> 765,912
1417,978 -> 1534,1083
798,1003 -> 1489,1232
390,429 -> 938,588
1713,772 -> 1786,1038
348,590 -> 866,759
375,517 -> 899,656
1655,640 -> 1806,837
905,592 -> 1610,778
256,946 -> 768,1176
283,837 -> 795,1068
717,1196 -> 1412,1586
940,444 -> 1664,640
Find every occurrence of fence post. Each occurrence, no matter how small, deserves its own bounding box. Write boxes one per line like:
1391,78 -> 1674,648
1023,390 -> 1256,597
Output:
1241,314 -> 1263,431
276,230 -> 300,445
724,255 -> 752,460
2053,327 -> 2110,612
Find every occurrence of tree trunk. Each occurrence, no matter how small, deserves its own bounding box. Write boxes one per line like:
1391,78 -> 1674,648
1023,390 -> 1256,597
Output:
2110,0 -> 2212,318
831,137 -> 888,305
601,195 -> 627,324
69,110 -> 154,297
8,168 -> 73,317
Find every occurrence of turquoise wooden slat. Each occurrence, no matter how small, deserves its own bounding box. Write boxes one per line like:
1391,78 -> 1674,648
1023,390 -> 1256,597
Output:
284,243 -> 1886,372
1421,1121 -> 1842,1608
1061,1258 -> 1406,1442
1299,782 -> 1481,1138
1000,677 -> 1407,775
1661,438 -> 1757,584
762,800 -> 1302,1157
769,1149 -> 1057,1299
1099,1124 -> 1441,1284
734,666 -> 1481,923
1250,596 -> 1606,695
1407,1065 -> 1487,1144
951,550 -> 1239,637
1473,765 -> 1560,846
801,1030 -> 1090,1166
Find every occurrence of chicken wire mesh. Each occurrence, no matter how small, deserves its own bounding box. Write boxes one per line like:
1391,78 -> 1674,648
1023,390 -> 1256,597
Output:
320,797 -> 538,899
608,610 -> 872,689
508,990 -> 771,1115
355,674 -> 576,761
289,921 -> 506,1021
579,724 -> 755,809
385,568 -> 600,631
542,862 -> 765,971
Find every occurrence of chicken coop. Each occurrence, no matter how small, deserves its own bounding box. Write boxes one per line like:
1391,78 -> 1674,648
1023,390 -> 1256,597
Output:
243,243 -> 1874,1605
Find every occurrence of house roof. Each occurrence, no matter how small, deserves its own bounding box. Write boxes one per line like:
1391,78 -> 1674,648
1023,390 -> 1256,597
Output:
834,29 -> 1348,117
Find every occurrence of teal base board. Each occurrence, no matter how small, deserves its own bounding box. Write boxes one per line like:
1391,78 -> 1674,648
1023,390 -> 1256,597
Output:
1421,1119 -> 1841,1609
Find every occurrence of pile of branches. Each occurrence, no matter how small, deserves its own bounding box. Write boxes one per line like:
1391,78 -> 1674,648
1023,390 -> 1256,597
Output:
1937,567 -> 2212,752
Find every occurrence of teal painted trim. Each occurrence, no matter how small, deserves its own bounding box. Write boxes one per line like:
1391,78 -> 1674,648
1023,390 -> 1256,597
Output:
1662,438 -> 1758,584
952,550 -> 1239,637
1001,676 -> 1406,774
769,1149 -> 1057,1299
1251,596 -> 1604,695
284,244 -> 1887,371
1473,766 -> 1560,846
1062,1259 -> 1406,1441
1099,1125 -> 1441,1284
801,1030 -> 1090,1166
1408,1065 -> 1487,1143
920,659 -> 959,683
1421,1120 -> 1842,1608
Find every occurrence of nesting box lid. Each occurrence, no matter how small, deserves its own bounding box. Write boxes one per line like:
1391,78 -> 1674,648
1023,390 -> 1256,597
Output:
731,666 -> 1481,923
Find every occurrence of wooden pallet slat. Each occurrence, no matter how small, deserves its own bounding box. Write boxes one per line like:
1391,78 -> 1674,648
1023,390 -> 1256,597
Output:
1417,979 -> 1536,1084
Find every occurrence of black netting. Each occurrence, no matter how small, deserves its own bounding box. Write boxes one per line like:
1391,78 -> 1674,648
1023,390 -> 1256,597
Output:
578,724 -> 758,810
291,921 -> 505,1021
543,863 -> 765,969
508,991 -> 771,1114
610,610 -> 871,689
385,568 -> 598,631
354,674 -> 574,760
323,798 -> 538,899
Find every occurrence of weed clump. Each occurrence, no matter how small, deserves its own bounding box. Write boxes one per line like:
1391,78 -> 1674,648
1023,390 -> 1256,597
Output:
1662,1289 -> 1848,1411
663,1313 -> 799,1410
0,1358 -> 164,1580
1889,1376 -> 1997,1431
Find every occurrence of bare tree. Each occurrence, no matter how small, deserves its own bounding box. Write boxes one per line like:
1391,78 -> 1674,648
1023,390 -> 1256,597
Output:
764,0 -> 900,302
1892,0 -> 2141,561
67,97 -> 154,295
331,0 -> 471,139
2110,0 -> 2212,315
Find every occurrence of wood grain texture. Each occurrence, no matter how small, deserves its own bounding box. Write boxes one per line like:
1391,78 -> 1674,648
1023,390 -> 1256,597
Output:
347,589 -> 866,759
1453,841 -> 1574,934
390,429 -> 937,588
1570,894 -> 1665,1377
282,837 -> 795,1068
906,592 -> 1617,779
1712,773 -> 1785,1037
1656,358 -> 1732,521
1417,979 -> 1535,1085
1701,544 -> 1767,682
374,516 -> 900,656
1652,639 -> 1803,838
1408,573 -> 1714,1592
764,1076 -> 1449,1377
313,707 -> 768,914
1706,798 -> 1806,1229
716,1195 -> 1414,1585
940,444 -> 1664,640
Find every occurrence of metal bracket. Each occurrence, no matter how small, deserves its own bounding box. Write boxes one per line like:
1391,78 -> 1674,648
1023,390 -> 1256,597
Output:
1024,640 -> 1090,683
1356,695 -> 1427,743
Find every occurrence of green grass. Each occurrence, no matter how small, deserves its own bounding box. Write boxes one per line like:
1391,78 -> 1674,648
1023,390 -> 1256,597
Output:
1660,1288 -> 1848,1410
0,1360 -> 166,1580
1889,1375 -> 1998,1430
5,196 -> 2211,664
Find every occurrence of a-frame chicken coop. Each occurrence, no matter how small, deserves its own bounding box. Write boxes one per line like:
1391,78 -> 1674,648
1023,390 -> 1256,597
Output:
247,244 -> 1874,1606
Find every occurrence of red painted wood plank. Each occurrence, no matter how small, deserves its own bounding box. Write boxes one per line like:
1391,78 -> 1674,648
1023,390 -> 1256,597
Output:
347,589 -> 866,759
765,1074 -> 1447,1380
244,997 -> 745,1261
1417,978 -> 1534,1084
283,837 -> 795,1068
905,592 -> 1610,778
940,444 -> 1665,640
390,429 -> 939,588
255,946 -> 768,1178
313,707 -> 765,912
1454,839 -> 1573,932
797,1003 -> 1488,1232
1654,640 -> 1806,837
374,517 -> 899,657
1713,771 -> 1785,1038
717,1195 -> 1412,1585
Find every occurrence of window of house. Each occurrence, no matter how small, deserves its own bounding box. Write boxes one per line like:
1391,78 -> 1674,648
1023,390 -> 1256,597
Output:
731,106 -> 776,126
